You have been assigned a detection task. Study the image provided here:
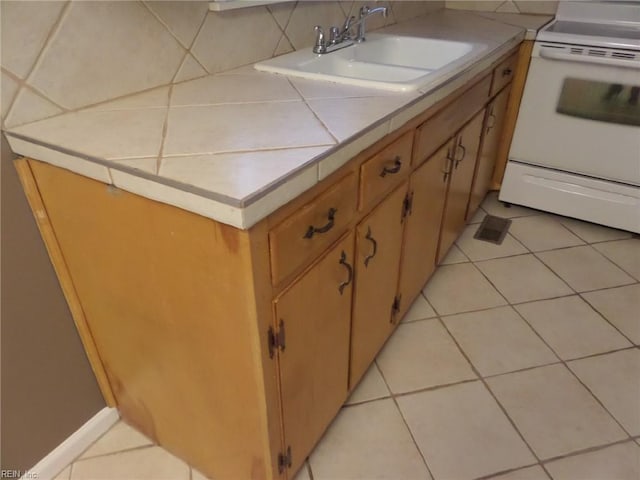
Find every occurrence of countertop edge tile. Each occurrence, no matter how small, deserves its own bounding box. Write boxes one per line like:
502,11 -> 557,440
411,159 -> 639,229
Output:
110,168 -> 246,228
7,136 -> 112,184
240,163 -> 319,229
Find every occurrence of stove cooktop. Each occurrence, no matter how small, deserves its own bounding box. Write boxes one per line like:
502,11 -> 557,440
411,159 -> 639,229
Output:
536,1 -> 640,51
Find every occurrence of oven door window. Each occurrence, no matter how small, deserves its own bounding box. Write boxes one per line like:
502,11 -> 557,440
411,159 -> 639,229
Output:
557,77 -> 640,127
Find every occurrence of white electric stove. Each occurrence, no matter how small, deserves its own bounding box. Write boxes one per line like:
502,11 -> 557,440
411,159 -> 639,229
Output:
500,1 -> 640,233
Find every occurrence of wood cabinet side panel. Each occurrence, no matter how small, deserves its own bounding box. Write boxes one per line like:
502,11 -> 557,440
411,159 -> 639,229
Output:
28,160 -> 279,480
13,158 -> 117,407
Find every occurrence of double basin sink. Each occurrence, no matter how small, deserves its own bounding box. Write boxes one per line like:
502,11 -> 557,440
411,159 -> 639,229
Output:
255,34 -> 487,92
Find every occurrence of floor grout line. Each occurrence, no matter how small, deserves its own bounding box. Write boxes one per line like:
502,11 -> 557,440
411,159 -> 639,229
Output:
436,318 -> 545,474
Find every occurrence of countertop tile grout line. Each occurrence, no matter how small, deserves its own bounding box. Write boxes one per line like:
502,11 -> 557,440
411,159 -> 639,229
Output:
4,1 -> 72,123
155,84 -> 174,175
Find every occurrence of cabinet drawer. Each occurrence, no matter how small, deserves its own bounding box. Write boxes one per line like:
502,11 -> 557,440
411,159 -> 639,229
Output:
359,131 -> 413,210
270,173 -> 357,285
414,74 -> 491,166
491,53 -> 518,96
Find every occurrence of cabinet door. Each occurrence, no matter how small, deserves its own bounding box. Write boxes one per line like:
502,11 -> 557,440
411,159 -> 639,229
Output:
274,232 -> 355,476
396,142 -> 451,318
438,109 -> 485,263
350,184 -> 408,387
468,86 -> 511,219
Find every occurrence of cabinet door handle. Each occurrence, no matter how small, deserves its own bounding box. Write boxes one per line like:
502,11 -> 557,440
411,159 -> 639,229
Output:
486,107 -> 496,135
303,207 -> 337,239
443,148 -> 454,182
338,251 -> 354,295
363,226 -> 378,267
455,137 -> 466,168
502,67 -> 512,77
380,156 -> 402,177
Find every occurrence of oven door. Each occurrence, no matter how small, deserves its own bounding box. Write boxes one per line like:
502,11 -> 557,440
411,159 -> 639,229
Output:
510,42 -> 640,186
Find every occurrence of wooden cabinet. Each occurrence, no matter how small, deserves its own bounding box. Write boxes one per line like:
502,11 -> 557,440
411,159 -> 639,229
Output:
437,109 -> 485,263
468,85 -> 512,219
350,184 -> 408,387
275,232 -> 355,475
16,46 -> 522,480
396,143 -> 450,318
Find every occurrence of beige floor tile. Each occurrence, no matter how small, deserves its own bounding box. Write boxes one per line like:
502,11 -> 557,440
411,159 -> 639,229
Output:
402,294 -> 437,323
443,306 -> 557,376
486,465 -> 549,480
468,207 -> 487,224
508,216 -> 584,252
557,216 -> 633,244
476,254 -> 573,304
309,399 -> 431,480
376,320 -> 476,394
456,225 -> 528,261
515,296 -> 632,360
440,244 -> 470,265
593,239 -> 640,281
568,349 -> 640,436
423,263 -> 507,316
582,284 -> 640,345
486,364 -> 627,460
291,462 -> 311,480
54,465 -> 72,480
482,192 -> 539,218
71,446 -> 189,480
544,441 -> 640,480
345,363 -> 390,405
397,381 -> 535,480
79,421 -> 153,459
537,246 -> 635,293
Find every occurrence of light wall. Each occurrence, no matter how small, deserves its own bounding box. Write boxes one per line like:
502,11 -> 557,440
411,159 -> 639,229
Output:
445,0 -> 558,15
1,1 -> 444,130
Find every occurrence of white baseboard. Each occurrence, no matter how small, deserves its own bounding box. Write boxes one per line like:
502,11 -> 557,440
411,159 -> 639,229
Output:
22,407 -> 119,480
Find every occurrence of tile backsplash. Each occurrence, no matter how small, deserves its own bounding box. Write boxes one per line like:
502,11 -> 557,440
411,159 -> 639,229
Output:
0,0 -> 443,130
445,0 -> 558,15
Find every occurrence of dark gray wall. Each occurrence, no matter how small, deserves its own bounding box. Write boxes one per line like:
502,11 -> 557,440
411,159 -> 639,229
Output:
1,134 -> 105,472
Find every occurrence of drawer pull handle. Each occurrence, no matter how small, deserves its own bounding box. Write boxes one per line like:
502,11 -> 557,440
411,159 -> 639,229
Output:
363,226 -> 378,267
303,207 -> 337,239
338,251 -> 354,295
502,68 -> 512,77
380,157 -> 402,177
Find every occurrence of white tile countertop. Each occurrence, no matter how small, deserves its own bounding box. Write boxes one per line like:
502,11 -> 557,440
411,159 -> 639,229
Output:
4,10 -> 552,229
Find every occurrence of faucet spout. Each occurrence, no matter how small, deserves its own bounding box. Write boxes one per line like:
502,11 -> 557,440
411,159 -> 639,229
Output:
355,5 -> 388,43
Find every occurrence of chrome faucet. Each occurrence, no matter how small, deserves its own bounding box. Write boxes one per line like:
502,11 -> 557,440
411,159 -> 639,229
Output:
354,5 -> 388,43
312,4 -> 388,54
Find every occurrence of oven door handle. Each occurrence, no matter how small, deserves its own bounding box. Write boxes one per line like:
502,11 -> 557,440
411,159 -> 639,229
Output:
539,47 -> 640,70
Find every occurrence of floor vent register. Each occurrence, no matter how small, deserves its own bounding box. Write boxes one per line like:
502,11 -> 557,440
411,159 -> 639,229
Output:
474,215 -> 512,245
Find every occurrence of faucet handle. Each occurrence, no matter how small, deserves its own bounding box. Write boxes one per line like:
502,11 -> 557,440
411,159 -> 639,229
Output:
329,26 -> 340,44
313,25 -> 326,54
